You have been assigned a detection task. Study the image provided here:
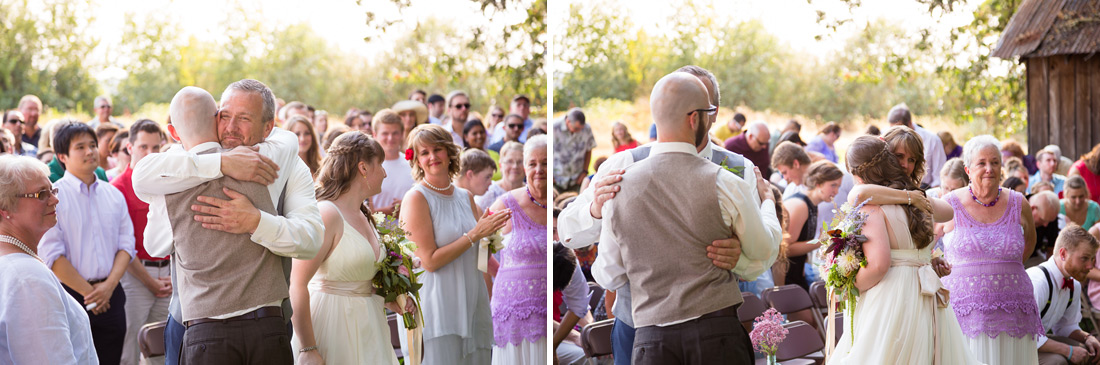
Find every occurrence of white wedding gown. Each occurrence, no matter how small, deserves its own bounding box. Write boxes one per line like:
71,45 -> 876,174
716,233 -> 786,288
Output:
291,202 -> 399,364
828,205 -> 983,364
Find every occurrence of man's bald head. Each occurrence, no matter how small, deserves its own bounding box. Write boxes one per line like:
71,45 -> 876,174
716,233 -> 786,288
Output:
744,121 -> 771,152
646,71 -> 708,145
1030,190 -> 1060,226
168,86 -> 219,149
887,103 -> 912,128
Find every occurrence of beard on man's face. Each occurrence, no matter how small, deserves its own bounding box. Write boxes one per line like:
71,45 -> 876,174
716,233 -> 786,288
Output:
693,113 -> 708,147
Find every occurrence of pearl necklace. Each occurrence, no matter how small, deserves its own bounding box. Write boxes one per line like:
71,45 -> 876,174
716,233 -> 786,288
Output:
422,179 -> 453,192
0,235 -> 43,263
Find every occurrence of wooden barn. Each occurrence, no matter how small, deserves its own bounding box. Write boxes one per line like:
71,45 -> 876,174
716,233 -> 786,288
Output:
991,0 -> 1100,159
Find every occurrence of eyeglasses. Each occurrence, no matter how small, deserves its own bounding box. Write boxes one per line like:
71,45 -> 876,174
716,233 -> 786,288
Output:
507,124 -> 524,129
5,119 -> 23,125
452,103 -> 471,110
689,107 -> 718,116
17,188 -> 59,201
491,114 -> 504,118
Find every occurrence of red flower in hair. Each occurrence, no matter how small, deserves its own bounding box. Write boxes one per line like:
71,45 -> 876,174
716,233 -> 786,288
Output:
405,148 -> 414,161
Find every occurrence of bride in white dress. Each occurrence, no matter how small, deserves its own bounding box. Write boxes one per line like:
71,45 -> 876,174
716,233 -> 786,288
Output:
290,131 -> 413,365
828,136 -> 982,364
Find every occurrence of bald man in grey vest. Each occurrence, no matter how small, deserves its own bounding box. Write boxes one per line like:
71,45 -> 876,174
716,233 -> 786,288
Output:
559,66 -> 773,365
594,72 -> 781,364
134,82 -> 322,364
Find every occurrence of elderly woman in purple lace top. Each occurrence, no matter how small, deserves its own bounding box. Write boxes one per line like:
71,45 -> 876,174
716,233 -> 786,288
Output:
941,135 -> 1042,364
488,135 -> 549,364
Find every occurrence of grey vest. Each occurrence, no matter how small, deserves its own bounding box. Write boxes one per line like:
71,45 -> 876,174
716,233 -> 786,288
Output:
606,152 -> 742,327
611,144 -> 747,327
165,159 -> 288,321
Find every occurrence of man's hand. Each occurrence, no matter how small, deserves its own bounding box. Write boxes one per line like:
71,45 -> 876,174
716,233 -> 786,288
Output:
1082,334 -> 1100,363
145,277 -> 172,298
754,167 -> 771,203
588,169 -> 625,219
221,146 -> 279,185
84,281 -> 115,315
707,234 -> 743,270
192,187 -> 262,234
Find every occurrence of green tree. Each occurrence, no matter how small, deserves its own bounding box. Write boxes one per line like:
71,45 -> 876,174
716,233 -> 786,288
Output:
0,0 -> 100,112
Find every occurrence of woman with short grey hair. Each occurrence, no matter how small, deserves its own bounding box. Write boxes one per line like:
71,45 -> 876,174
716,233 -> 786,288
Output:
0,155 -> 97,363
941,135 -> 1042,364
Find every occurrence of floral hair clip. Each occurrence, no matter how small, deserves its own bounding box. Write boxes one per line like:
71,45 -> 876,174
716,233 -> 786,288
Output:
405,148 -> 414,161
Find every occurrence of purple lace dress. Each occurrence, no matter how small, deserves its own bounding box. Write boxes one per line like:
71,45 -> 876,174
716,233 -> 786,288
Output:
942,190 -> 1042,362
490,193 -> 547,360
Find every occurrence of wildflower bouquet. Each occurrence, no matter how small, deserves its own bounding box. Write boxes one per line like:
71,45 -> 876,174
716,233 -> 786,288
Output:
815,198 -> 871,352
372,211 -> 423,329
750,308 -> 788,364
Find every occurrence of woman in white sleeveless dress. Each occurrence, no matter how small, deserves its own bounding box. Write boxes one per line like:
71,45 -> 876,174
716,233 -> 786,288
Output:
401,125 -> 511,364
829,136 -> 982,364
290,131 -> 410,365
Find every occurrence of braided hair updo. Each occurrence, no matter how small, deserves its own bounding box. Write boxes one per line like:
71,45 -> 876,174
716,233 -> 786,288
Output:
846,135 -> 934,249
316,131 -> 386,224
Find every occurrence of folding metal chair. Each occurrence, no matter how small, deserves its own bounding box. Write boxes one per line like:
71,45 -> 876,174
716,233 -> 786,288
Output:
580,318 -> 615,358
738,291 -> 768,332
138,321 -> 167,359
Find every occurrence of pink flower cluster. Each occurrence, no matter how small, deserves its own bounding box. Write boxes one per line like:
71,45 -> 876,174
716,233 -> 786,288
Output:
750,308 -> 788,355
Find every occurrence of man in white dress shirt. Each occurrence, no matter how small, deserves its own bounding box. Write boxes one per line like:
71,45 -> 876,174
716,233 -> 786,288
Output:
371,109 -> 414,216
887,103 -> 946,189
133,82 -> 322,364
1027,224 -> 1100,364
442,90 -> 470,146
39,122 -> 136,365
559,65 -> 765,365
595,72 -> 780,364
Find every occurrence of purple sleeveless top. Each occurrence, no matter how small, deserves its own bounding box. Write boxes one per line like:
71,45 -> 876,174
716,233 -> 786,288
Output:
942,191 -> 1042,339
490,193 -> 548,346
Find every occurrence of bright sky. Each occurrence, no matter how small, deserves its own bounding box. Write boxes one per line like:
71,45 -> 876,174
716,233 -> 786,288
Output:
82,0 -> 524,83
553,0 -> 979,59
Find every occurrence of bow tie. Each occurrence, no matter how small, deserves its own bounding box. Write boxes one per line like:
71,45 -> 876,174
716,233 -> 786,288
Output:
1063,278 -> 1074,290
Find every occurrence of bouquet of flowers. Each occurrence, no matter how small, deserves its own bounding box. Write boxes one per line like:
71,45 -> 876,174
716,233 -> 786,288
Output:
815,198 -> 872,350
372,211 -> 423,329
750,308 -> 788,363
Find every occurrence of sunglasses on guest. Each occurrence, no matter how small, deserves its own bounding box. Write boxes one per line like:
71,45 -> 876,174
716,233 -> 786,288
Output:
452,103 -> 471,110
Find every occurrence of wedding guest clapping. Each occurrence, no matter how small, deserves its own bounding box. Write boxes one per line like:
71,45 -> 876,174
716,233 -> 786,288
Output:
400,124 -> 510,364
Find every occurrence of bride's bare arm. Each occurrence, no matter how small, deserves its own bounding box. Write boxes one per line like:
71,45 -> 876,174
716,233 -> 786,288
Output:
855,205 -> 891,292
848,185 -> 952,222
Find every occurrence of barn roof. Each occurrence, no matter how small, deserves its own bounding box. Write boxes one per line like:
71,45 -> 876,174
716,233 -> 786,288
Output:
991,0 -> 1100,59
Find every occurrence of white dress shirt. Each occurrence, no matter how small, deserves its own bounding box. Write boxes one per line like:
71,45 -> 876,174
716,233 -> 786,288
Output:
133,128 -> 322,260
39,172 -> 136,280
559,141 -> 761,250
0,254 -> 98,364
590,142 -> 781,326
372,157 -> 415,211
441,123 -> 465,147
590,142 -> 781,291
1027,258 -> 1083,348
132,128 -> 322,319
914,125 -> 946,188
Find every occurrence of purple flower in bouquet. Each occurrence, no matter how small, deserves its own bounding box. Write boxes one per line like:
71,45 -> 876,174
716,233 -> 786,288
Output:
750,308 -> 788,355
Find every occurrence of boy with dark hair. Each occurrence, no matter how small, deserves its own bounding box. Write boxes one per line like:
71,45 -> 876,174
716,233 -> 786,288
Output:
38,122 -> 136,365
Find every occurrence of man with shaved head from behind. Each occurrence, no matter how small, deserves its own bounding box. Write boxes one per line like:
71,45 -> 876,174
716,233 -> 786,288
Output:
134,83 -> 322,365
593,72 -> 781,364
558,66 -> 777,365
